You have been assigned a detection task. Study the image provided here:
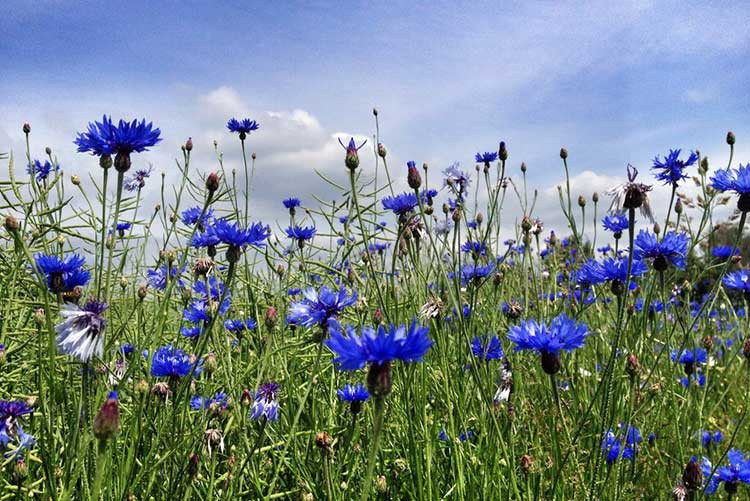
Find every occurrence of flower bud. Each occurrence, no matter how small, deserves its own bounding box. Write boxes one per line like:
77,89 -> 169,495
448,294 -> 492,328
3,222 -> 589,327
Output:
743,337 -> 750,361
377,143 -> 387,158
14,457 -> 28,480
264,306 -> 278,329
498,141 -> 508,161
373,308 -> 383,325
45,146 -> 52,155
22,123 -> 30,134
185,137 -> 193,152
188,453 -> 200,479
137,285 -> 148,300
682,458 -> 702,492
625,354 -> 638,378
206,172 -> 220,194
71,175 -> 81,185
372,108 -> 378,117
315,431 -> 333,457
520,454 -> 533,473
451,208 -> 461,224
592,192 -> 599,203
375,475 -> 387,494
4,215 -> 19,233
520,162 -> 526,173
674,198 -> 683,214
577,195 -> 586,208
653,223 -> 661,235
727,131 -> 736,146
559,148 -> 568,159
93,391 -> 120,441
407,161 -> 421,190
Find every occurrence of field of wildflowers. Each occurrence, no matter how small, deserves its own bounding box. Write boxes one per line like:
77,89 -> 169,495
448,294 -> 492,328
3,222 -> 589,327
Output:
1,111 -> 750,500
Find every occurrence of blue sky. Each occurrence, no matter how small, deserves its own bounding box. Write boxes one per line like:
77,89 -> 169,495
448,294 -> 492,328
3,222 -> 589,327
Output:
2,0 -> 749,233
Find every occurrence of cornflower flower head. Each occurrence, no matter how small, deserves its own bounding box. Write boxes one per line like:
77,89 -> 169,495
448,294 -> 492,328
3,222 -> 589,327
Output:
475,151 -> 498,166
381,191 -> 434,218
191,225 -> 220,250
449,262 -> 495,285
213,218 -> 270,258
150,345 -> 202,379
443,162 -> 472,197
608,164 -> 654,222
251,382 -> 280,422
508,314 -> 589,375
224,318 -> 256,334
286,225 -> 316,248
577,257 -> 647,295
461,240 -> 487,258
337,382 -> 370,414
226,118 -> 260,139
652,149 -> 698,186
74,115 -> 161,172
701,449 -> 750,495
710,163 -> 750,212
27,159 -> 59,182
181,206 -> 213,227
601,211 -> 630,239
723,270 -> 750,299
325,318 -> 433,397
701,430 -> 723,450
670,347 -> 707,376
601,424 -> 642,464
146,264 -> 186,291
124,166 -> 153,192
191,392 -> 229,414
34,253 -> 90,293
0,400 -> 35,458
286,286 -> 357,329
633,230 -> 689,271
470,335 -> 504,361
712,245 -> 739,260
55,299 -> 107,362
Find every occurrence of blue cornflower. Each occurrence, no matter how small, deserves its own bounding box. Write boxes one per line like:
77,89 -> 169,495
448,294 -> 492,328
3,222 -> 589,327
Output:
183,296 -> 230,324
227,118 -> 260,137
459,429 -> 474,443
713,245 -> 739,260
701,430 -> 723,450
701,449 -> 750,495
193,276 -> 229,302
286,286 -> 357,329
191,392 -> 229,413
181,206 -> 213,227
283,197 -> 301,210
251,382 -> 279,421
124,166 -> 153,192
115,222 -> 131,233
146,264 -> 186,291
34,253 -> 90,293
224,318 -> 256,334
443,162 -> 471,196
27,159 -> 59,182
55,299 -> 107,362
337,383 -> 369,414
578,257 -> 647,289
74,115 -> 161,171
150,345 -> 202,378
181,326 -> 201,339
286,225 -> 316,247
449,262 -> 495,285
671,347 -> 707,376
368,242 -> 390,254
461,240 -> 487,257
118,343 -> 134,357
471,335 -> 504,361
724,270 -> 750,297
652,149 -> 698,186
325,319 -> 433,371
475,151 -> 498,165
191,226 -> 220,249
382,192 -> 421,216
602,211 -> 629,238
711,163 -> 750,211
213,219 -> 270,249
601,425 -> 641,464
0,400 -> 35,458
633,230 -> 689,271
508,314 -> 588,375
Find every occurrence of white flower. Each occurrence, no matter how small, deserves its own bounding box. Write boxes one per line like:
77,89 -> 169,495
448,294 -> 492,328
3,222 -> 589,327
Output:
55,300 -> 107,362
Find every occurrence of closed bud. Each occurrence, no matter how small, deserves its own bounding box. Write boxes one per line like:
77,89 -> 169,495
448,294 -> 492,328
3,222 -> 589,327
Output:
251,152 -> 256,160
727,131 -> 736,145
375,475 -> 387,494
700,156 -> 709,174
119,276 -> 128,289
520,162 -> 527,173
13,457 -> 28,480
373,308 -> 383,325
442,203 -> 449,214
93,391 -> 120,441
45,146 -> 52,155
377,143 -> 387,158
4,215 -> 19,233
135,379 -> 149,394
674,198 -> 683,214
204,353 -> 217,375
137,284 -> 148,300
71,175 -> 81,185
264,306 -> 278,329
185,137 -> 193,152
241,389 -> 253,406
498,141 -> 508,161
703,335 -> 714,352
475,212 -> 483,224
34,308 -> 46,326
592,192 -> 599,203
653,223 -> 661,235
559,148 -> 568,159
625,354 -> 639,378
372,108 -> 378,116
206,172 -> 220,193
577,195 -> 586,208
682,458 -> 702,492
188,453 -> 200,479
743,337 -> 750,361
521,216 -> 532,233
99,154 -> 113,170
22,123 -> 30,134
451,208 -> 461,223
520,454 -> 533,473
315,431 -> 333,457
407,161 -> 421,189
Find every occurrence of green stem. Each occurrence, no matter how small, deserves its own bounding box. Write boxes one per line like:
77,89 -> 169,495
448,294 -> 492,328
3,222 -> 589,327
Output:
360,397 -> 385,501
